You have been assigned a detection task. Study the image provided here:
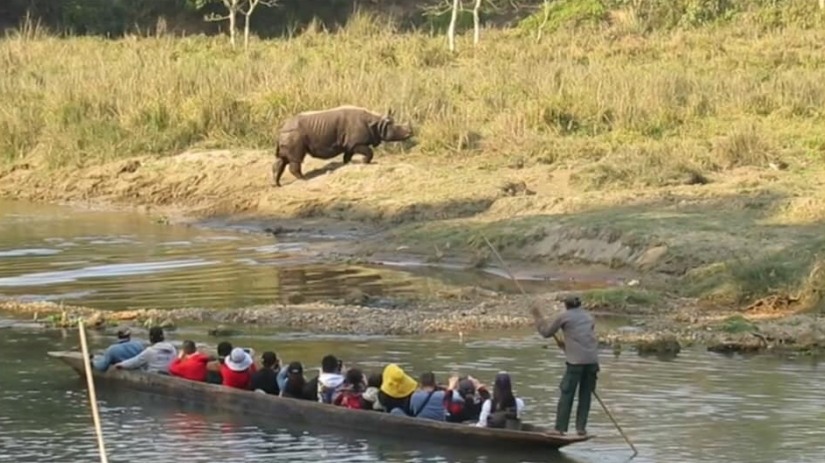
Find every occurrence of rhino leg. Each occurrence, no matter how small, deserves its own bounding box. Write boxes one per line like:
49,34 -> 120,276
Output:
343,151 -> 354,164
351,145 -> 374,164
288,161 -> 305,180
272,157 -> 287,187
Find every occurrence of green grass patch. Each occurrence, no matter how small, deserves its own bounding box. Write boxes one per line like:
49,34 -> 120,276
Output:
519,0 -> 609,34
584,288 -> 661,309
718,315 -> 757,334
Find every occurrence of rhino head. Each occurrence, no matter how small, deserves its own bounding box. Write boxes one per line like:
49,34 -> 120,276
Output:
373,108 -> 413,142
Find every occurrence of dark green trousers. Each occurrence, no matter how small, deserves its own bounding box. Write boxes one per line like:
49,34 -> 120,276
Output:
555,362 -> 599,433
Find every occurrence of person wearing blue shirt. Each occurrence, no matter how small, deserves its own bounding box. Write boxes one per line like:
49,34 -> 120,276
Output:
92,326 -> 145,372
409,372 -> 447,421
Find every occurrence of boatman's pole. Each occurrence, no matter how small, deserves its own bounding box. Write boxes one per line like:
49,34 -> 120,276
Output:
482,235 -> 638,458
78,320 -> 110,463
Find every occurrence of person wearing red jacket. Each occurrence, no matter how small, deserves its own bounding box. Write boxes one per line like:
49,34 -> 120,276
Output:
220,347 -> 257,389
169,340 -> 211,382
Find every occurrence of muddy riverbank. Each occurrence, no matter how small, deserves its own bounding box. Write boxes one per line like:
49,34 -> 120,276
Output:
3,290 -> 822,356
1,153 -> 822,357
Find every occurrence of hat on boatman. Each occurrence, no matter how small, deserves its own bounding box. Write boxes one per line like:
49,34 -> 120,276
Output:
225,347 -> 254,372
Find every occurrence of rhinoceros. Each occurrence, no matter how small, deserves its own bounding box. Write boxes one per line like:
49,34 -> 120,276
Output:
272,105 -> 413,187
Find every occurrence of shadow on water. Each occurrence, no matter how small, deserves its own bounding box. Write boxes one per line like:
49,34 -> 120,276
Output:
94,386 -> 589,463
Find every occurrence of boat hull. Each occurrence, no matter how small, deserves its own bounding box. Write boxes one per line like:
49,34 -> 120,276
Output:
49,351 -> 591,452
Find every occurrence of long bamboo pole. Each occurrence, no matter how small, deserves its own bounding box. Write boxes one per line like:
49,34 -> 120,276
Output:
482,235 -> 638,458
78,320 -> 110,463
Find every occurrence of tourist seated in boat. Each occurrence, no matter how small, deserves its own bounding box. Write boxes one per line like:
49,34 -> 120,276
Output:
277,361 -> 316,400
220,347 -> 257,390
250,351 -> 280,395
114,327 -> 177,374
379,363 -> 417,415
407,372 -> 447,421
332,367 -> 367,409
476,372 -> 525,429
361,373 -> 384,411
169,340 -> 211,382
444,375 -> 490,423
92,326 -> 145,372
206,341 -> 233,384
312,354 -> 346,404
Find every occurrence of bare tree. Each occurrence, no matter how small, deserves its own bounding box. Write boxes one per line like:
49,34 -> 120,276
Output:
239,0 -> 278,50
535,0 -> 551,43
448,0 -> 461,52
472,0 -> 482,46
195,0 -> 244,48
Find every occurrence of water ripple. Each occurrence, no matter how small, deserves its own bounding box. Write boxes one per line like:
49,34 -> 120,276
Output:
2,330 -> 825,463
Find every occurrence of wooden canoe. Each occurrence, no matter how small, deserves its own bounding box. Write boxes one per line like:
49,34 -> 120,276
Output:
49,351 -> 592,452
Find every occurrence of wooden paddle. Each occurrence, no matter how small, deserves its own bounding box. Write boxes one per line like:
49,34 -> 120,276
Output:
78,320 -> 110,463
482,235 -> 639,458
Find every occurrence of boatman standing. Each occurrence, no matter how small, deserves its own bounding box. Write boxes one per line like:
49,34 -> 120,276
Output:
530,295 -> 599,437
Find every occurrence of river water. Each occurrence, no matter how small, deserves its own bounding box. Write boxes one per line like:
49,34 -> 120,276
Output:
2,327 -> 824,463
0,200 -> 617,309
1,200 -> 825,463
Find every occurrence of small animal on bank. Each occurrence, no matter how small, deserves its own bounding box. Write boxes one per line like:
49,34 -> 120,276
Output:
272,105 -> 413,187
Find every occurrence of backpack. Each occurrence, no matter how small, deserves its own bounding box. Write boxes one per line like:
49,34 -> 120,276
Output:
487,401 -> 520,430
319,385 -> 337,403
337,390 -> 364,410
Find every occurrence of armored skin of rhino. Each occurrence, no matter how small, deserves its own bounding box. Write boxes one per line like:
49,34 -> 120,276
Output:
272,105 -> 413,187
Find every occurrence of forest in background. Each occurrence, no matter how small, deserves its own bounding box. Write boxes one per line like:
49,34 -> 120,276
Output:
1,1 -> 824,38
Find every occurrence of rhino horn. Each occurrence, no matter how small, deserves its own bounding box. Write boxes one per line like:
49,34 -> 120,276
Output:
386,107 -> 394,119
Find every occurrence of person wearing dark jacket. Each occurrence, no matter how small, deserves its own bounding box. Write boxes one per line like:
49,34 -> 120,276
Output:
206,342 -> 233,385
251,351 -> 280,395
277,362 -> 315,400
445,376 -> 489,423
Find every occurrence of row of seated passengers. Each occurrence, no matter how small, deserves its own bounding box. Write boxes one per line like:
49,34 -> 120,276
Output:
93,326 -> 525,428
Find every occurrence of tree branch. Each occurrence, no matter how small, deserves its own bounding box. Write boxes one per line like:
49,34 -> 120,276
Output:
205,13 -> 232,22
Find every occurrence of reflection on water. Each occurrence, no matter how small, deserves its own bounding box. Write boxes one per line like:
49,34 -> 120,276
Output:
0,201 -> 553,310
1,327 -> 824,463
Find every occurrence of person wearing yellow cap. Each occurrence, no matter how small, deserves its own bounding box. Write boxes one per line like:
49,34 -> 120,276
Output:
378,363 -> 418,415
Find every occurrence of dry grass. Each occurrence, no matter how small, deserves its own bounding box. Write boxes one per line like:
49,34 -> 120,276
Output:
1,11 -> 824,173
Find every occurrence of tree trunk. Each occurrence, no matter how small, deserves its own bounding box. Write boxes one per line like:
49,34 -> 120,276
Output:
536,0 -> 550,43
229,11 -> 237,48
244,14 -> 251,49
448,0 -> 460,52
472,0 -> 482,46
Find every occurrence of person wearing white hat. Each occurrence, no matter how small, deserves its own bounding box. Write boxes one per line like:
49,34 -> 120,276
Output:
220,347 -> 257,390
